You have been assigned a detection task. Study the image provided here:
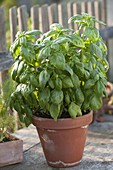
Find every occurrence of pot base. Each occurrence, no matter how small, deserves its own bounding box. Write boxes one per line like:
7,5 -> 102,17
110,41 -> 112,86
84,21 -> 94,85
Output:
48,159 -> 81,168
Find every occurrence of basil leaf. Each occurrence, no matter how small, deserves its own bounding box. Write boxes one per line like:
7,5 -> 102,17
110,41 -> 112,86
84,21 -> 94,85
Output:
84,27 -> 99,39
65,93 -> 70,104
71,73 -> 80,88
51,90 -> 63,104
55,78 -> 62,90
90,95 -> 102,110
20,46 -> 35,63
68,102 -> 82,118
38,46 -> 51,61
25,30 -> 42,35
84,79 -> 96,89
50,23 -> 63,31
68,34 -> 85,48
50,103 -> 60,121
62,76 -> 74,88
90,43 -> 102,59
39,87 -> 50,108
50,52 -> 65,70
68,15 -> 82,23
54,37 -> 70,44
18,84 -> 34,99
48,79 -> 54,89
39,70 -> 50,88
75,88 -> 84,104
65,63 -> 73,75
51,43 -> 60,50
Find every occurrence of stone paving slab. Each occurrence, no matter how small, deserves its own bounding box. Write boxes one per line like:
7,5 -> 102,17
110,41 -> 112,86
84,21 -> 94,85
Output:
1,114 -> 113,170
12,125 -> 39,151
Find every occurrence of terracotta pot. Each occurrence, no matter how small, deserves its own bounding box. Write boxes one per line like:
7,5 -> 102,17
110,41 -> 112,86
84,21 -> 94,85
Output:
0,135 -> 23,167
32,112 -> 93,168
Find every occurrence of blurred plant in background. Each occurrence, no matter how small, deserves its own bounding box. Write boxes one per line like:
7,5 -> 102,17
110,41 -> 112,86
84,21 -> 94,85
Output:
0,74 -> 16,142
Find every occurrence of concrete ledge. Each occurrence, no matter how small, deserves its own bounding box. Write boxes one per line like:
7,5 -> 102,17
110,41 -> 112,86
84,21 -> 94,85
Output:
0,51 -> 13,71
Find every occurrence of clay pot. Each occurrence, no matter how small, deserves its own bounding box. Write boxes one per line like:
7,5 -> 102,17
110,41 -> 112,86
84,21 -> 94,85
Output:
32,112 -> 93,168
0,135 -> 23,167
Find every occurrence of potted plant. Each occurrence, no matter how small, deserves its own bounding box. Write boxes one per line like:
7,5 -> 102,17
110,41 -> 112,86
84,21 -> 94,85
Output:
0,77 -> 23,167
9,13 -> 109,168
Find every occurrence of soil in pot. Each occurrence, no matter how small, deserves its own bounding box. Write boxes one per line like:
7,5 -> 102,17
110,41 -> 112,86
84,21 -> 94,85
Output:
32,111 -> 93,168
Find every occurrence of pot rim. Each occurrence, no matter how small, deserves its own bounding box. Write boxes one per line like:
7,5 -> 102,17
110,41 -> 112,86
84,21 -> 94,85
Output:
32,111 -> 93,130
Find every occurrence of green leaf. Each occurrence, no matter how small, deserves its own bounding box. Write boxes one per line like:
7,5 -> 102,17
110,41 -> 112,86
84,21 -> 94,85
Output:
69,34 -> 85,48
50,103 -> 60,121
55,78 -> 62,90
102,59 -> 109,71
45,30 -> 58,37
13,102 -> 22,113
11,60 -> 20,80
50,23 -> 63,31
84,27 -> 99,39
18,84 -> 34,99
96,40 -> 107,53
62,76 -> 74,88
20,36 -> 27,46
24,116 -> 32,127
39,70 -> 50,88
10,39 -> 20,55
38,46 -> 51,61
97,62 -> 105,72
30,74 -> 39,87
82,99 -> 90,110
96,80 -> 107,97
43,37 -> 52,45
17,61 -> 24,77
50,52 -> 65,70
84,71 -> 90,80
51,43 -> 60,50
90,95 -> 102,110
75,88 -> 84,104
74,63 -> 85,79
51,90 -> 63,104
84,79 -> 96,89
20,46 -> 35,63
96,80 -> 103,96
18,112 -> 24,123
25,30 -> 42,35
25,107 -> 33,117
68,15 -> 82,23
54,37 -> 70,44
39,87 -> 50,101
65,93 -> 70,104
68,102 -> 82,118
84,62 -> 93,72
19,69 -> 30,83
48,79 -> 54,89
61,28 -> 74,33
89,43 -> 102,59
39,87 -> 50,108
65,63 -> 73,75
71,73 -> 80,88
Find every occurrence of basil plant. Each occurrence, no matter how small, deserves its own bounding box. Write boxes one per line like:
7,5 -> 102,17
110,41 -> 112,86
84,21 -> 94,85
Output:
10,13 -> 109,126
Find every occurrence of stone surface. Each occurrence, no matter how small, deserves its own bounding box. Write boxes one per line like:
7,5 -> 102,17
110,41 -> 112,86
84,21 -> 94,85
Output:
1,114 -> 113,170
13,125 -> 39,151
